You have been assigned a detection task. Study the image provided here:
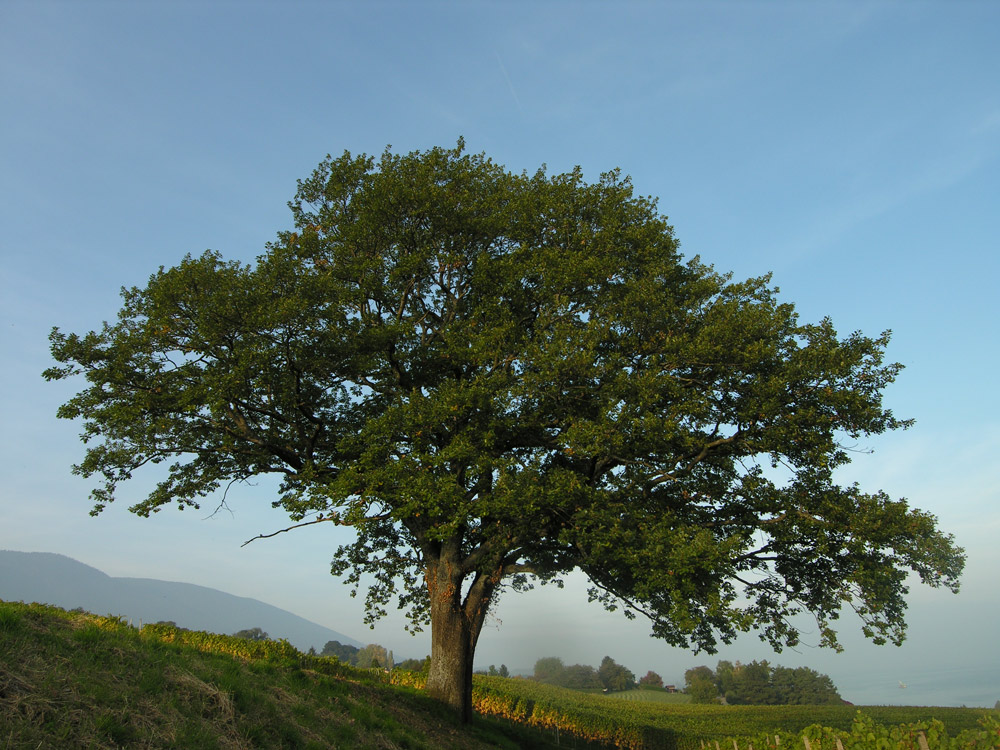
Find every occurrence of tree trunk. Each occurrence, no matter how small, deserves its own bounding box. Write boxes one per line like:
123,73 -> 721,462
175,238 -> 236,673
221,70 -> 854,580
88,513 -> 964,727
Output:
425,592 -> 478,723
423,548 -> 495,723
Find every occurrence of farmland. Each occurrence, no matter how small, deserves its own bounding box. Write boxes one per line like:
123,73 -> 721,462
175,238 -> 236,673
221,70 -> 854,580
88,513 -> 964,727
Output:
463,675 -> 997,749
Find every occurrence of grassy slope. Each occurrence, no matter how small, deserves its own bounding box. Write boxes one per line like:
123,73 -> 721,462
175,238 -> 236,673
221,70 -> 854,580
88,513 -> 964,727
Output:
2,601 -> 995,750
0,601 -> 550,750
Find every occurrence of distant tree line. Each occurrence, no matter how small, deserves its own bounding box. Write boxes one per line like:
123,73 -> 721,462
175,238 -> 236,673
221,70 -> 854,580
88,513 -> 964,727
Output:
318,640 -> 433,672
532,656 -> 638,692
684,660 -> 843,705
231,627 -> 269,641
474,664 -> 510,678
319,640 -> 397,669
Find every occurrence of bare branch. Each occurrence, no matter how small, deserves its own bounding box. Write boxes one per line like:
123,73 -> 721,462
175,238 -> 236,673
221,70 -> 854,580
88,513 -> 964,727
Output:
241,516 -> 339,546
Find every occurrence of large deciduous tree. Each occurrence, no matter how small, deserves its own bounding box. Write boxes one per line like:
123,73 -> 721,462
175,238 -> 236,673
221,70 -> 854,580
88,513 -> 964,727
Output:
46,141 -> 964,722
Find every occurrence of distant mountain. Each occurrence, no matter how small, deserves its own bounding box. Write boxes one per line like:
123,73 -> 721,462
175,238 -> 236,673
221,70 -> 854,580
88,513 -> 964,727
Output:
0,550 -> 363,652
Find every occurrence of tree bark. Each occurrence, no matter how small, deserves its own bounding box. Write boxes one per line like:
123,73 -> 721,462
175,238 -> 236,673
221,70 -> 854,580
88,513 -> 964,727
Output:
423,546 -> 495,723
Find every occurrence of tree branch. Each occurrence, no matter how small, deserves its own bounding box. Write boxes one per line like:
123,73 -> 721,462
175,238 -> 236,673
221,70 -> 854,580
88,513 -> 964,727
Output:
242,516 -> 339,546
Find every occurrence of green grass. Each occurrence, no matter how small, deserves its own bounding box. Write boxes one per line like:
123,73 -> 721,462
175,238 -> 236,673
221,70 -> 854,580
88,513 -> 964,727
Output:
0,600 -> 555,750
2,600 -> 996,750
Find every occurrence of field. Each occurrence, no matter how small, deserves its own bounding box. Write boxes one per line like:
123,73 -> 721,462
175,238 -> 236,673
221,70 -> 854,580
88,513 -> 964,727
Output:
607,689 -> 692,704
466,676 -> 998,750
2,600 -> 997,749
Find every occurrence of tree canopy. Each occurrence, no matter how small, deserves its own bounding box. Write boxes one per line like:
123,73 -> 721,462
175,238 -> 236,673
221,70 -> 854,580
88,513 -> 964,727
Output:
232,627 -> 269,642
686,660 -> 843,705
46,141 -> 964,720
532,657 -> 603,690
639,671 -> 664,689
598,655 -> 636,692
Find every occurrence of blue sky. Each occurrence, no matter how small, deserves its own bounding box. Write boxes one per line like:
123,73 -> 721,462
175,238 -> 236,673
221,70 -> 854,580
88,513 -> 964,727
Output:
2,1 -> 997,706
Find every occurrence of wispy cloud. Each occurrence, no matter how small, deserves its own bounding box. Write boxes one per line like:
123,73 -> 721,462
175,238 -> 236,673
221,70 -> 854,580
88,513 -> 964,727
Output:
495,51 -> 524,119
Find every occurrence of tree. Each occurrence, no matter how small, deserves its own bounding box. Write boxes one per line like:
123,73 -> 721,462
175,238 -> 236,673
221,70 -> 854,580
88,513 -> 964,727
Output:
700,660 -> 842,705
561,663 -> 602,690
769,665 -> 841,705
531,658 -> 601,690
232,627 -> 269,641
498,664 -> 509,678
46,141 -> 965,722
153,620 -> 188,631
354,643 -> 391,669
320,640 -> 359,662
684,665 -> 719,704
533,656 -> 565,685
714,660 -> 736,697
598,656 -> 635,692
639,670 -> 664,688
396,655 -> 431,673
724,660 -> 776,705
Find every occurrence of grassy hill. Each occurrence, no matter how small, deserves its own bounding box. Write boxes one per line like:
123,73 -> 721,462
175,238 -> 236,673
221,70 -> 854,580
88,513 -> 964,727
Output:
0,600 -> 547,749
2,600 -> 997,750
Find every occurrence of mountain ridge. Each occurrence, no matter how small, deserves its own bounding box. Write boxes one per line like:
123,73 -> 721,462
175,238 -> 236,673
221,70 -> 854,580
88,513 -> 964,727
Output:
0,549 -> 363,651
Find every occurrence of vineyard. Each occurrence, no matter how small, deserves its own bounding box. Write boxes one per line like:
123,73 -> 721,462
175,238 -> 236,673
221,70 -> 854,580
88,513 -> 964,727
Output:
464,677 -> 1000,750
389,673 -> 998,750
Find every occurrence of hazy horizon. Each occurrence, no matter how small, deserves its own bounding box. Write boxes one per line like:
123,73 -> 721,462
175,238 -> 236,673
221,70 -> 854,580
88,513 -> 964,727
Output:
3,546 -> 995,708
2,1 -> 997,710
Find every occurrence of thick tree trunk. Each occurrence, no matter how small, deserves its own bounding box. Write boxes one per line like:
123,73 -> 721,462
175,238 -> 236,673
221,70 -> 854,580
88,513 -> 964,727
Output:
423,547 -> 495,723
425,593 -> 478,723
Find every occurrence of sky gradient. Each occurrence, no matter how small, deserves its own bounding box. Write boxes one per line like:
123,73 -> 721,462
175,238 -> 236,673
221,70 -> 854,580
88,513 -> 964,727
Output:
2,1 -> 998,706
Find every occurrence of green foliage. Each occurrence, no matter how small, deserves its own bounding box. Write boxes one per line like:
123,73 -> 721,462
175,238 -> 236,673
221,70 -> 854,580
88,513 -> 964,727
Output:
608,689 -> 692,705
687,680 -> 720,705
319,639 -> 392,669
320,639 -> 358,662
487,664 -> 510,678
725,660 -> 777,705
599,655 -> 636,692
396,655 -> 432,674
0,600 -> 533,750
562,663 -> 603,690
6,603 -> 992,750
685,665 -> 720,704
354,643 -> 392,669
46,141 -> 965,716
690,660 -> 842,705
153,619 -> 189,631
0,604 -> 22,632
779,711 -> 1000,750
639,670 -> 664,688
232,626 -> 269,641
770,664 -> 842,705
533,656 -> 566,684
140,621 -> 301,662
469,674 -> 996,750
531,656 -> 603,690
